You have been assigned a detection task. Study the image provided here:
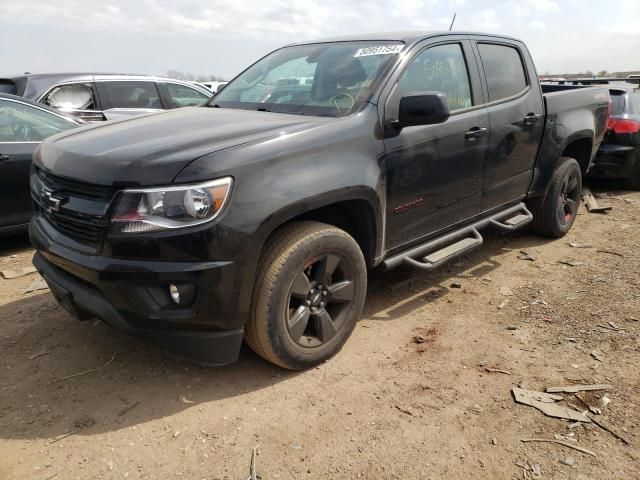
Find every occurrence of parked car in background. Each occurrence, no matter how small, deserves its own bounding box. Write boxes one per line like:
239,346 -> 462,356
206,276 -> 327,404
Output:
589,85 -> 640,188
0,74 -> 212,122
0,94 -> 83,236
200,81 -> 228,94
30,32 -> 609,369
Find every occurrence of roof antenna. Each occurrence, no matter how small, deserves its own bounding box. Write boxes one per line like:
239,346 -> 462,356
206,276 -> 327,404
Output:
449,13 -> 457,31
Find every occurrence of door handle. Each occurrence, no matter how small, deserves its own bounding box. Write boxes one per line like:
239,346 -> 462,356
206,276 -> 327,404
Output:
465,127 -> 487,141
0,154 -> 10,163
523,113 -> 539,127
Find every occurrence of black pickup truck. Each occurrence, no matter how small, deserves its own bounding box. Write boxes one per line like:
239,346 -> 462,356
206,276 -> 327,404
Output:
29,32 -> 610,369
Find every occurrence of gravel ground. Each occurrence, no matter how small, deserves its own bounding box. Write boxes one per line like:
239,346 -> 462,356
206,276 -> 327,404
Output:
0,185 -> 638,480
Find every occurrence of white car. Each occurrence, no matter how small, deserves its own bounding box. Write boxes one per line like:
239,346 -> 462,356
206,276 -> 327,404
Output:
200,81 -> 228,94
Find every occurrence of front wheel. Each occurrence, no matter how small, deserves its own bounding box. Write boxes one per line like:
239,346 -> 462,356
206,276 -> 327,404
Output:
528,157 -> 582,238
245,221 -> 367,370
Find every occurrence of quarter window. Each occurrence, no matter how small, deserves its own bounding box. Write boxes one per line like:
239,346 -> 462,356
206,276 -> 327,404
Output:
395,43 -> 473,112
43,83 -> 97,110
98,81 -> 162,109
163,83 -> 210,108
477,43 -> 528,102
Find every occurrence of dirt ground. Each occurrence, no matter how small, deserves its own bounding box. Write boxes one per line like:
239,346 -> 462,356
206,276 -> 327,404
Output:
0,185 -> 638,480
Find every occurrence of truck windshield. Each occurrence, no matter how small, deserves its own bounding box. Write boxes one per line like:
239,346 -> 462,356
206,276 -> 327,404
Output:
211,42 -> 404,117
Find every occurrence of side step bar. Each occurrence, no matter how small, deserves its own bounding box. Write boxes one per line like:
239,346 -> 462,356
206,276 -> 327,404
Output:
383,202 -> 533,271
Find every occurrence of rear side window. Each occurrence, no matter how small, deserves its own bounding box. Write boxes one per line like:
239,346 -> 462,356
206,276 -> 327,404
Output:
43,83 -> 97,110
478,43 -> 528,102
0,80 -> 17,95
163,83 -> 210,108
98,81 -> 162,109
630,92 -> 640,114
610,92 -> 626,115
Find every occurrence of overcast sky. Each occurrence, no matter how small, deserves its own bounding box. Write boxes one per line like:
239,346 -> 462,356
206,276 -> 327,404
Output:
2,0 -> 638,79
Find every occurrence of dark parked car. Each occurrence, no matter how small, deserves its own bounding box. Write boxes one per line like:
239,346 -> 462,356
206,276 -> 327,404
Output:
590,85 -> 640,188
0,74 -> 212,122
0,94 -> 83,236
30,32 -> 609,369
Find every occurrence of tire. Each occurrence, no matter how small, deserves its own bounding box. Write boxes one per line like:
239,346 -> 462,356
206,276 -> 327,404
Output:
528,157 -> 582,238
245,221 -> 367,370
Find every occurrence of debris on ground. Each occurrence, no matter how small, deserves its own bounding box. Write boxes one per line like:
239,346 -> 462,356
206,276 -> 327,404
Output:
484,367 -> 512,375
0,266 -> 37,279
118,401 -> 141,417
563,456 -> 576,466
518,250 -> 536,261
568,242 -> 593,248
520,438 -> 596,457
498,299 -> 509,310
591,350 -> 605,362
247,445 -> 260,480
554,433 -> 577,443
23,277 -> 49,294
180,395 -> 196,404
582,185 -> 613,213
28,348 -> 51,360
558,258 -> 585,267
587,415 -> 631,445
596,249 -> 625,257
512,387 -> 591,422
49,353 -> 117,383
546,384 -> 612,393
499,286 -> 514,296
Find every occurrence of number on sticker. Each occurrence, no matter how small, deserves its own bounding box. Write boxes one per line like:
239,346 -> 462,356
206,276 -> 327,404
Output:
354,45 -> 404,57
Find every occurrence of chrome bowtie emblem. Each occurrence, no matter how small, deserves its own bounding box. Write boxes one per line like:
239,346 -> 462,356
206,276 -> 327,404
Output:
42,189 -> 63,213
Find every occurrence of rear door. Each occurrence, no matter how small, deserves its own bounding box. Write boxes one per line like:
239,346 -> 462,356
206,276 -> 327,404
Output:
95,81 -> 163,120
382,38 -> 490,249
0,98 -> 78,230
40,82 -> 105,122
470,38 -> 545,210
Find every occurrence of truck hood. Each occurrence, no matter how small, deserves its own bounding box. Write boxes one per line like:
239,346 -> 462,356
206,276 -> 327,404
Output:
36,106 -> 327,186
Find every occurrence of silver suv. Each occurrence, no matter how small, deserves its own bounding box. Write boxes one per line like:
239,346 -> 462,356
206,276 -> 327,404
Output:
0,73 -> 212,121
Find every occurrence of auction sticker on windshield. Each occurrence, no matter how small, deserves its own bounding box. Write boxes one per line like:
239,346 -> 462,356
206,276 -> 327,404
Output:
354,45 -> 404,57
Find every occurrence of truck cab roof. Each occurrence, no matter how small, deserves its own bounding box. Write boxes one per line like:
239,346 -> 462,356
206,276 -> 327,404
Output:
291,31 -> 524,47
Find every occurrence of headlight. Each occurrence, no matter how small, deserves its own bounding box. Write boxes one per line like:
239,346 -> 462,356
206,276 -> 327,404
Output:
110,177 -> 233,234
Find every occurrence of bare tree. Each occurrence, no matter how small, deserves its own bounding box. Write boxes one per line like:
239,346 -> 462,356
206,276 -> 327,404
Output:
166,70 -> 227,82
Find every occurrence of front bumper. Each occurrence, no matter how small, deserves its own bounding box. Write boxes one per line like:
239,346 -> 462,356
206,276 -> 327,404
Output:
589,144 -> 640,179
30,216 -> 261,365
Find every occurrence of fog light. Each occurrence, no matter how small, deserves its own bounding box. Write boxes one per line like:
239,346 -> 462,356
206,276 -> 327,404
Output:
169,284 -> 180,304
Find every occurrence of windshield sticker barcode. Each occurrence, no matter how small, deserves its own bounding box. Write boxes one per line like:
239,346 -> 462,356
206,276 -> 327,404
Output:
354,45 -> 404,57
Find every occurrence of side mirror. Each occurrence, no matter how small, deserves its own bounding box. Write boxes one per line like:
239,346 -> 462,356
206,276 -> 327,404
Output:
397,92 -> 450,127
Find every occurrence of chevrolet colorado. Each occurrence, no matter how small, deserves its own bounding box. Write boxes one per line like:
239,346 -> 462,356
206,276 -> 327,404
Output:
30,32 -> 610,369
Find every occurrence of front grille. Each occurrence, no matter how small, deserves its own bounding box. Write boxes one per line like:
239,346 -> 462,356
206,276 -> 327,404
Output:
45,211 -> 108,244
37,168 -> 115,202
35,169 -> 117,248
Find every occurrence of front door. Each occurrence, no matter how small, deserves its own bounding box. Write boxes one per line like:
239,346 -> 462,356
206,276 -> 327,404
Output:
383,41 -> 490,250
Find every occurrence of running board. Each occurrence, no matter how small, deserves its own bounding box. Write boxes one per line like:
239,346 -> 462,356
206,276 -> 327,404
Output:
383,203 -> 533,271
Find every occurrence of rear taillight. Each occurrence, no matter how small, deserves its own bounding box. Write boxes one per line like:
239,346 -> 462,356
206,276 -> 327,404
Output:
607,118 -> 640,134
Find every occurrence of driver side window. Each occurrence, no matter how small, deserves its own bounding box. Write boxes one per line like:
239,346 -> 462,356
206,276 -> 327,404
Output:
396,43 -> 473,112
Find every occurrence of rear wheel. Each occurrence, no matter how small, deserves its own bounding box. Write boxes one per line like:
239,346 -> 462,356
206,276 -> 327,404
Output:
245,221 -> 367,370
528,157 -> 582,238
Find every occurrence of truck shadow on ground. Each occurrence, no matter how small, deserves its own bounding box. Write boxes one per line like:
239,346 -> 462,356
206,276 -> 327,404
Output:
363,228 -> 558,321
0,228 -> 558,441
